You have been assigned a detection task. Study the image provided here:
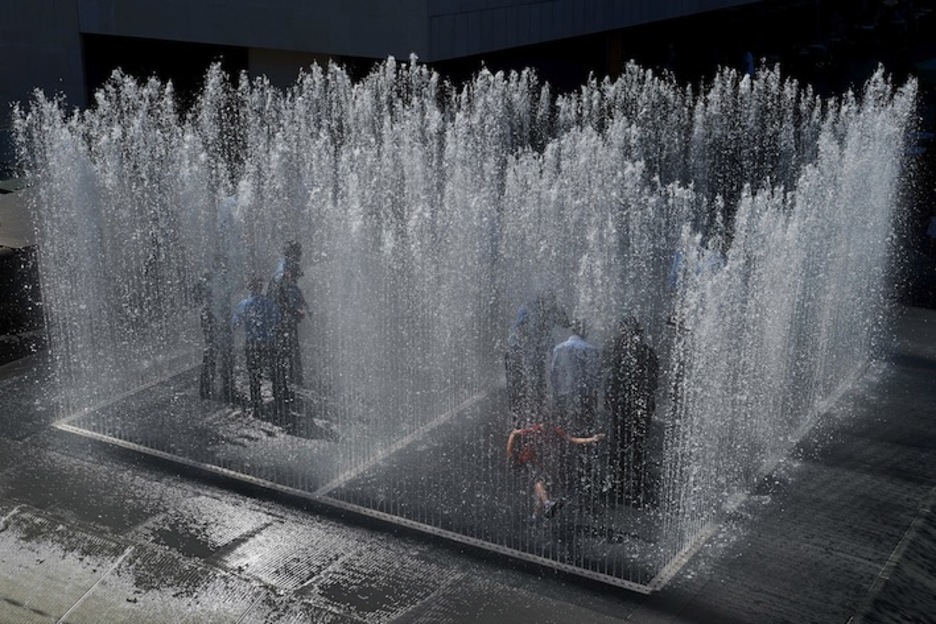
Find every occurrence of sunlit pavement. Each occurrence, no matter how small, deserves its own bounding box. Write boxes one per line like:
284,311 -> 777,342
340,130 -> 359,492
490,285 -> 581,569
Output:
2,306 -> 936,623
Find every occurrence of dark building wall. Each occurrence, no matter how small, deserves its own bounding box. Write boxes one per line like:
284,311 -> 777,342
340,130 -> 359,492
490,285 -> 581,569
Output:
0,1 -> 86,177
426,0 -> 759,60
75,0 -> 430,60
72,0 -> 761,62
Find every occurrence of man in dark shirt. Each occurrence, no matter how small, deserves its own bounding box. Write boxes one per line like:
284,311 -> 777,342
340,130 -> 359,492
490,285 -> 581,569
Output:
270,241 -> 310,417
194,268 -> 234,403
603,316 -> 660,507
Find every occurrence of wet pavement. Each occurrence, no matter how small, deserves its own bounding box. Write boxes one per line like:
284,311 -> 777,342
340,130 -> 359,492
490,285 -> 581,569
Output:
2,306 -> 936,623
55,362 -> 669,591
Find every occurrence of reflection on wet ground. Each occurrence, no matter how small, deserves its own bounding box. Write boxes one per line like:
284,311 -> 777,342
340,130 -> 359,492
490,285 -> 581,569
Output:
55,358 -> 673,590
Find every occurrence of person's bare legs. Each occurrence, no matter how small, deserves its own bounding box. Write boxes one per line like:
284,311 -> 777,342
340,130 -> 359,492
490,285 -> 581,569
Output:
532,479 -> 566,519
533,479 -> 550,515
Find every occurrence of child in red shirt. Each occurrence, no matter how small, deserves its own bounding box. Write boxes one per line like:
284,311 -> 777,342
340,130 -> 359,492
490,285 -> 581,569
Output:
506,423 -> 605,520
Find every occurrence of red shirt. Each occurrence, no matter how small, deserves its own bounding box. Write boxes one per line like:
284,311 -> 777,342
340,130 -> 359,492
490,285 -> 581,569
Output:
514,423 -> 569,465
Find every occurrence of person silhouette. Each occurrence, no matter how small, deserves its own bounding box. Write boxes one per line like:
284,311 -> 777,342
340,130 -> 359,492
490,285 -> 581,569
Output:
603,316 -> 660,507
549,319 -> 601,430
505,290 -> 571,426
194,265 -> 235,403
232,275 -> 279,418
270,241 -> 309,417
507,421 -> 605,521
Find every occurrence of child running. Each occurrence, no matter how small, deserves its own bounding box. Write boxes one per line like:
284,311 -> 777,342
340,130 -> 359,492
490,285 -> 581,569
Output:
506,422 -> 605,521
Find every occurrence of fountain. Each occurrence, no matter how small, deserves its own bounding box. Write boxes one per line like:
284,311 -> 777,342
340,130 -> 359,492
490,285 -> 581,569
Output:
12,57 -> 916,591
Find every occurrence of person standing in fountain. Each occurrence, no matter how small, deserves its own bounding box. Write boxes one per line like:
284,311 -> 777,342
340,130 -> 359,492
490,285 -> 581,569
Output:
549,319 -> 603,493
232,275 -> 279,419
507,422 -> 605,521
549,319 -> 602,430
194,266 -> 235,403
270,241 -> 310,415
506,291 -> 571,426
603,316 -> 660,507
194,272 -> 217,400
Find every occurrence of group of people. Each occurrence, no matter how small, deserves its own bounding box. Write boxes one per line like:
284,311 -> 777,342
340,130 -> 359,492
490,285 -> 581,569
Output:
196,240 -> 310,420
504,292 -> 660,520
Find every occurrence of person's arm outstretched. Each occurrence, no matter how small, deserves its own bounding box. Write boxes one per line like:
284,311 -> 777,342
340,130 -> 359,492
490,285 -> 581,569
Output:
568,432 -> 606,445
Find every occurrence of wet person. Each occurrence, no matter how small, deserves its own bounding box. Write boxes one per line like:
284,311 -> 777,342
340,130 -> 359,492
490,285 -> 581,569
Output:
271,241 -> 310,414
194,267 -> 235,402
507,422 -> 605,521
506,290 -> 571,426
549,319 -> 601,430
603,316 -> 660,507
194,272 -> 216,400
232,275 -> 279,418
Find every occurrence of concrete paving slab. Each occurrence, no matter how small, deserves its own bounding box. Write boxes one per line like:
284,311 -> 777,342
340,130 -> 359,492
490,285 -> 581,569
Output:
237,595 -> 367,624
219,517 -> 378,591
758,460 -> 928,564
0,507 -> 131,623
400,573 -> 632,624
129,494 -> 274,561
695,532 -> 879,623
0,447 -> 189,534
65,541 -> 264,624
296,540 -> 465,623
850,485 -> 936,624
